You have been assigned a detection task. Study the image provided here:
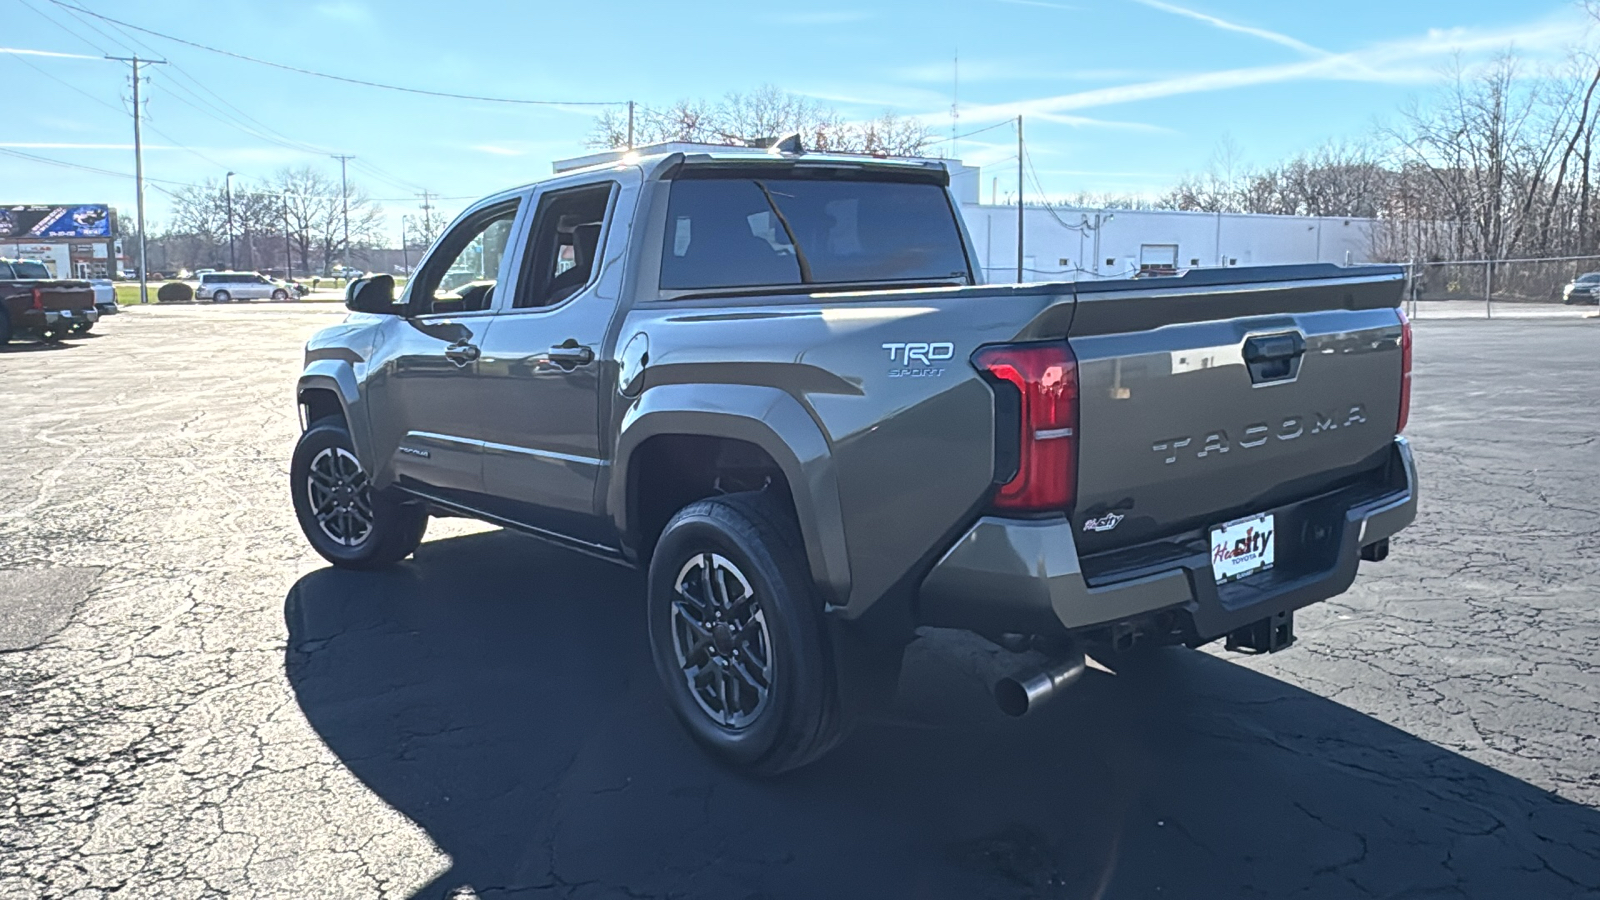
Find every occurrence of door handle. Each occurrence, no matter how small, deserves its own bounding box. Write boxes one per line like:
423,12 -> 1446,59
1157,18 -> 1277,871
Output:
546,342 -> 595,367
444,342 -> 480,366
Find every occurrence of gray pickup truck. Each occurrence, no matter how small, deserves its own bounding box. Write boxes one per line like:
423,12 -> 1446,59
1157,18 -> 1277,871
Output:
292,148 -> 1416,773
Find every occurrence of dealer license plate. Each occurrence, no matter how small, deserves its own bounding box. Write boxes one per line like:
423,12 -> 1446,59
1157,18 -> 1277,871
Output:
1210,513 -> 1275,584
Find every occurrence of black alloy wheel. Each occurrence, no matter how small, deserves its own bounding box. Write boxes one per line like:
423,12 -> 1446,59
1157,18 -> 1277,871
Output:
290,420 -> 428,569
647,491 -> 848,775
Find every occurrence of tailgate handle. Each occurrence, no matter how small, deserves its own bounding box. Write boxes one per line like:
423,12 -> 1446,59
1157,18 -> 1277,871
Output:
1243,332 -> 1305,384
1243,333 -> 1304,363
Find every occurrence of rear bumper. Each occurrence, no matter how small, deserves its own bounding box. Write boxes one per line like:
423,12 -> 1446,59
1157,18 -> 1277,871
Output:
918,437 -> 1418,641
19,308 -> 99,330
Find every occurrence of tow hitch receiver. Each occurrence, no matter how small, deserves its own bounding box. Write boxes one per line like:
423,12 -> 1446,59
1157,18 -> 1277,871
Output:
1226,610 -> 1296,654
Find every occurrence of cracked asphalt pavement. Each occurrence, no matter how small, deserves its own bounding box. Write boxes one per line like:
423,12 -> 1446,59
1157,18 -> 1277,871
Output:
1,305 -> 1597,898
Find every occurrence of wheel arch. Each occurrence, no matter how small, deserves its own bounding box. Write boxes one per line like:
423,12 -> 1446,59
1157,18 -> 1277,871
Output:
611,383 -> 851,609
297,361 -> 375,476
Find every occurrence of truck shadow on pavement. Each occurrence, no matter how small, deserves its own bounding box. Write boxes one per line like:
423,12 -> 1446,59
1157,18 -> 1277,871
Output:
284,529 -> 1600,900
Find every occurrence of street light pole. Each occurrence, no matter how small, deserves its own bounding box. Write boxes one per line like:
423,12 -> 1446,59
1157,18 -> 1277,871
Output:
225,171 -> 236,270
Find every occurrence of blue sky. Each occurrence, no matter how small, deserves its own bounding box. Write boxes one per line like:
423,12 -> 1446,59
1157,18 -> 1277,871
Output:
1,0 -> 1588,242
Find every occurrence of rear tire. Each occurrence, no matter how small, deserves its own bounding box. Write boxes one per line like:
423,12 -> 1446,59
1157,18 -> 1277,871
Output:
647,491 -> 848,775
213,290 -> 231,303
70,321 -> 93,334
291,420 -> 427,569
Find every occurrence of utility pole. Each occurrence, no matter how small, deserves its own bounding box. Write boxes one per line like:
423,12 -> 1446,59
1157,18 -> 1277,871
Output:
417,191 -> 436,246
626,100 -> 635,150
224,171 -> 236,270
1016,115 -> 1024,284
400,215 -> 410,276
331,154 -> 354,272
108,54 -> 166,304
282,192 -> 293,284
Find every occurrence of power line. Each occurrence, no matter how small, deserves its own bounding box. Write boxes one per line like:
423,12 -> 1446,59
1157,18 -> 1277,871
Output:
14,0 -> 112,54
32,3 -> 473,202
0,42 -> 121,113
49,0 -> 628,107
47,0 -> 141,55
950,118 -> 1017,145
0,146 -> 194,188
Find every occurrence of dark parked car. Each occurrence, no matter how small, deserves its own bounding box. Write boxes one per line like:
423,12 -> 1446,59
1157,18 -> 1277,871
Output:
1562,272 -> 1600,304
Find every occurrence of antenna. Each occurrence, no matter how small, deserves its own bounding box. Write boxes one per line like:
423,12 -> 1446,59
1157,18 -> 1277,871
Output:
950,50 -> 960,159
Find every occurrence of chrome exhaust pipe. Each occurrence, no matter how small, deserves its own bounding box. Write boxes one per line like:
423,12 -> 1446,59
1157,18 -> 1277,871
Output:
995,650 -> 1087,717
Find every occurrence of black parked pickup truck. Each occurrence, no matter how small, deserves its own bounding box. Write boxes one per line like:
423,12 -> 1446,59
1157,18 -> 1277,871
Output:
0,258 -> 99,345
291,147 -> 1417,773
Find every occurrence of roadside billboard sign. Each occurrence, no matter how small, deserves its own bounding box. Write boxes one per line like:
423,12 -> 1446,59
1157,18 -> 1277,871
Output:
0,204 -> 112,239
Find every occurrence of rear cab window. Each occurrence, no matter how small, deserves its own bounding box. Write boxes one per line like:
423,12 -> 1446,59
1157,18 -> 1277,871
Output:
10,261 -> 50,279
659,167 -> 972,296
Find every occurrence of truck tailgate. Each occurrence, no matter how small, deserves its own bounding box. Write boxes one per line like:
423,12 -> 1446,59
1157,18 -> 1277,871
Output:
1066,268 -> 1407,555
24,281 -> 97,312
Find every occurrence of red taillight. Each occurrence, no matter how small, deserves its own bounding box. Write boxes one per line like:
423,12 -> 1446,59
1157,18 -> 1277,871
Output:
974,341 -> 1079,512
1397,310 -> 1412,433
31,288 -> 44,311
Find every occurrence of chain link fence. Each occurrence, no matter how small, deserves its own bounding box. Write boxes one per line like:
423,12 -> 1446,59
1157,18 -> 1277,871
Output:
1406,256 -> 1600,319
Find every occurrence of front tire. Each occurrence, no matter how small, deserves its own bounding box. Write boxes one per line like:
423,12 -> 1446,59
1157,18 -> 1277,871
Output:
291,420 -> 427,569
648,491 -> 847,775
0,309 -> 11,346
272,289 -> 288,300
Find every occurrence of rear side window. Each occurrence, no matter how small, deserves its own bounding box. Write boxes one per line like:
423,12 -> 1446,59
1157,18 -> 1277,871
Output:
0,263 -> 13,279
12,261 -> 49,279
659,173 -> 971,292
201,274 -> 218,284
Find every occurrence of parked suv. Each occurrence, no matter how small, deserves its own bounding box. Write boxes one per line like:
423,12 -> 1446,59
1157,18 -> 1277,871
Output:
293,148 -> 1416,773
196,271 -> 291,302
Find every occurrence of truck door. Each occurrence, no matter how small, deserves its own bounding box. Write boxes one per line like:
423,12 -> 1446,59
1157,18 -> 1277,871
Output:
363,196 -> 526,505
473,174 -> 637,548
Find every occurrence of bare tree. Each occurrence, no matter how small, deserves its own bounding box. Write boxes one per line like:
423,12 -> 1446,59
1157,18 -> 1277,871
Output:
588,85 -> 933,156
273,165 -> 343,276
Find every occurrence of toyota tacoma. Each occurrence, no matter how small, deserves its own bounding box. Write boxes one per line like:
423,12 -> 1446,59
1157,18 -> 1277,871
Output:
291,147 -> 1417,773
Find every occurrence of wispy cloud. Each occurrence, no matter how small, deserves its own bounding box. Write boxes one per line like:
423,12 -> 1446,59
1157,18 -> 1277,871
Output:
991,0 -> 1079,10
0,142 -> 159,149
473,145 -> 524,156
1129,0 -> 1326,56
0,47 -> 100,60
771,11 -> 876,25
897,60 -> 1156,84
315,2 -> 372,23
956,13 -> 1582,123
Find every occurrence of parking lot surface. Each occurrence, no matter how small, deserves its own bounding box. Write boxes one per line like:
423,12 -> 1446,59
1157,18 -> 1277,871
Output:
1,305 -> 1597,898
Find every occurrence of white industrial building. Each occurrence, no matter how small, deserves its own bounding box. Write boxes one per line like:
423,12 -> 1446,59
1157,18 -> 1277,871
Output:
554,146 -> 1378,283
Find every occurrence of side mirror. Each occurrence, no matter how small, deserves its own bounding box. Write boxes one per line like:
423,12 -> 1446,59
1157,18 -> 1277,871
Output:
345,274 -> 398,314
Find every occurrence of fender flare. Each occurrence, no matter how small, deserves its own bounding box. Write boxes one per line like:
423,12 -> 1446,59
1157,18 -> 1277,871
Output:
610,383 -> 852,608
296,360 -> 376,479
